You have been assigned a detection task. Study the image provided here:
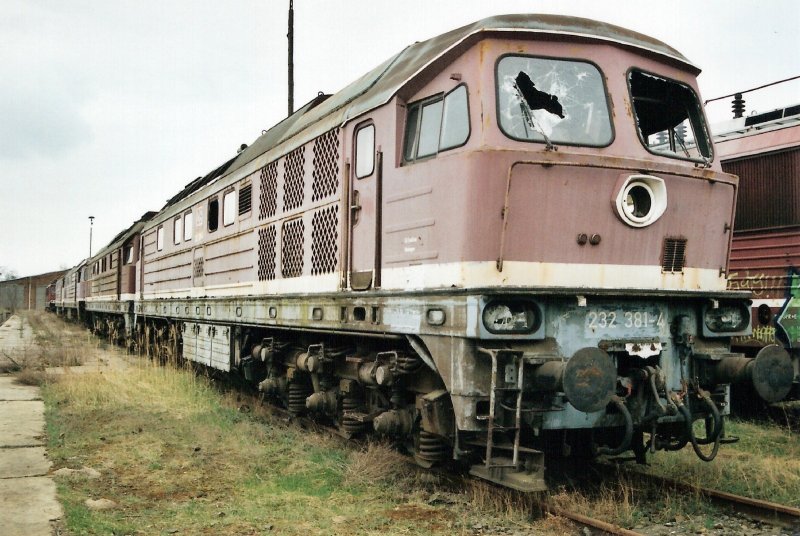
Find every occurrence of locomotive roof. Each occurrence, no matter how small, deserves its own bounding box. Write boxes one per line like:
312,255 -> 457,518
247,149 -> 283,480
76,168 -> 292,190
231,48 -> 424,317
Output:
91,211 -> 157,262
164,14 -> 696,210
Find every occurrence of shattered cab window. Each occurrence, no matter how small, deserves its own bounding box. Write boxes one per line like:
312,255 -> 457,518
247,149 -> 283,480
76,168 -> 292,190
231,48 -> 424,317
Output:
496,56 -> 612,147
628,70 -> 712,161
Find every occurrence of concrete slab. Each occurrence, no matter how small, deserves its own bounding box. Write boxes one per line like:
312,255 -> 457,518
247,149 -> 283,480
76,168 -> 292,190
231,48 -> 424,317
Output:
0,375 -> 42,401
0,315 -> 63,534
0,401 -> 46,447
0,476 -> 62,536
0,446 -> 51,478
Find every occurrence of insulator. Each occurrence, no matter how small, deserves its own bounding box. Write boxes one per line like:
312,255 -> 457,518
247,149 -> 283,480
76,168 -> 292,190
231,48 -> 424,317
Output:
287,381 -> 311,415
656,131 -> 668,145
415,431 -> 450,464
732,93 -> 745,119
675,123 -> 686,143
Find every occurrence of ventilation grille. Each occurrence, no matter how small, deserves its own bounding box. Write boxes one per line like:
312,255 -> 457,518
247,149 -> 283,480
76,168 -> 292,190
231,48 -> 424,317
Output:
193,257 -> 204,278
257,225 -> 276,281
312,129 -> 340,202
311,206 -> 339,275
238,183 -> 252,215
258,161 -> 278,220
283,146 -> 306,212
662,237 -> 687,273
281,218 -> 305,278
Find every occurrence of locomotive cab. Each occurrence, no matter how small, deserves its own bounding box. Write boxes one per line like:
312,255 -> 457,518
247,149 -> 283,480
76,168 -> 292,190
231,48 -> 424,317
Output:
377,17 -> 794,489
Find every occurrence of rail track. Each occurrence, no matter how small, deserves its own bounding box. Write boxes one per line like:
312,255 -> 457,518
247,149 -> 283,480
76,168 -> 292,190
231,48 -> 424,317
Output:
600,463 -> 800,530
532,499 -> 645,536
222,373 -> 800,535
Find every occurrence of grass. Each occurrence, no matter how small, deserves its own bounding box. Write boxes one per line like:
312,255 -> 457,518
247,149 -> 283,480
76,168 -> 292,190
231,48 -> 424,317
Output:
545,416 -> 800,530
44,362 -> 556,535
38,313 -> 557,535
645,418 -> 800,507
1,311 -> 93,380
29,312 -> 800,533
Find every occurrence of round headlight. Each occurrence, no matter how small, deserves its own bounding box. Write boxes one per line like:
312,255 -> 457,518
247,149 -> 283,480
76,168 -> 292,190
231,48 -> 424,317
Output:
622,182 -> 653,222
482,301 -> 538,334
615,175 -> 667,228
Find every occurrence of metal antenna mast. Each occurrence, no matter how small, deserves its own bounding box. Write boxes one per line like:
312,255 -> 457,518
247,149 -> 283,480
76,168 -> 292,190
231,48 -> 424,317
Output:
288,0 -> 294,116
88,216 -> 95,257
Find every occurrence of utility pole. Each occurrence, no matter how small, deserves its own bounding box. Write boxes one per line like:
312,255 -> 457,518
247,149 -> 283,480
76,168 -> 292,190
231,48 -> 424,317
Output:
288,0 -> 294,116
89,216 -> 95,258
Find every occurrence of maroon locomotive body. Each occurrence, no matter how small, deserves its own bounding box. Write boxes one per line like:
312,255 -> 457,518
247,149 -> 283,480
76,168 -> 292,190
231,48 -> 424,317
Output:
54,15 -> 795,491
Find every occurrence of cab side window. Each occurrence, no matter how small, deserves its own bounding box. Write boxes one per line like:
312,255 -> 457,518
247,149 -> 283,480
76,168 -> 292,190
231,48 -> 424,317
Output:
355,124 -> 375,178
404,85 -> 469,162
223,189 -> 236,226
208,198 -> 219,232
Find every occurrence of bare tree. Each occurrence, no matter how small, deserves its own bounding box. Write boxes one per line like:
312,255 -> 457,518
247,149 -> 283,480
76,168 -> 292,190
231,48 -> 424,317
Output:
0,266 -> 19,281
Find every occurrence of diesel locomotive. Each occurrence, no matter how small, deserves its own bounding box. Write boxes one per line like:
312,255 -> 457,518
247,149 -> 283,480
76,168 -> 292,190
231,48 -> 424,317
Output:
713,93 -> 800,398
53,15 -> 795,491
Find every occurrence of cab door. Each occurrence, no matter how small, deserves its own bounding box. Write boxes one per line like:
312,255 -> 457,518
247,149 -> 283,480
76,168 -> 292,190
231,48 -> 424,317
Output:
348,122 -> 381,290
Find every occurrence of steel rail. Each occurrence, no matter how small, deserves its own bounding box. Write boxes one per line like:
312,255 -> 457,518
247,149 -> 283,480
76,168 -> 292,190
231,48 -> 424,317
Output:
603,464 -> 800,529
533,499 -> 645,536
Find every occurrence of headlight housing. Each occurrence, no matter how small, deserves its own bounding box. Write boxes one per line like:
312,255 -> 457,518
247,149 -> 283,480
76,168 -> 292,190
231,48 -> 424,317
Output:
614,175 -> 667,228
482,300 -> 540,334
703,302 -> 750,334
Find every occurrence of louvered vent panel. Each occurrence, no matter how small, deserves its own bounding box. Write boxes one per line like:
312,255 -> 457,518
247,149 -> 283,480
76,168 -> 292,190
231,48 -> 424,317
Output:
238,183 -> 252,215
662,237 -> 687,273
193,257 -> 204,278
258,162 -> 278,220
281,218 -> 304,278
257,225 -> 276,281
283,146 -> 306,212
311,206 -> 338,275
312,129 -> 340,201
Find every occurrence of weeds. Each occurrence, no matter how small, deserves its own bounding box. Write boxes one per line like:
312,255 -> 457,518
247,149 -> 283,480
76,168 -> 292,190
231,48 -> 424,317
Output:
343,440 -> 416,491
44,351 -> 558,535
645,418 -> 800,507
33,311 -> 800,534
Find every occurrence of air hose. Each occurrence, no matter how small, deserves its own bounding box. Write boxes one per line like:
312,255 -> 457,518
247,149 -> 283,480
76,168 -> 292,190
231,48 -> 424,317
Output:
596,395 -> 634,456
676,395 -> 722,462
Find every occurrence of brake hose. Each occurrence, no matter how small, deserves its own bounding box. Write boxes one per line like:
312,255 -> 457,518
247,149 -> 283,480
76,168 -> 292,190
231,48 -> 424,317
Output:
596,396 -> 634,456
678,400 -> 721,462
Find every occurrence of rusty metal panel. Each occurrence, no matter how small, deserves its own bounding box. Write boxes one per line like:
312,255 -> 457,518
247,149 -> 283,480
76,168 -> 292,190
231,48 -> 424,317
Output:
729,226 -> 800,300
501,162 -> 733,270
209,324 -> 231,372
723,147 -> 800,230
181,322 -> 230,371
203,232 -> 256,287
182,322 -> 202,365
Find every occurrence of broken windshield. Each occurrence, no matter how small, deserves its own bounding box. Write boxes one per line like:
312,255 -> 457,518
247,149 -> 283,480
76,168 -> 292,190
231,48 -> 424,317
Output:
496,55 -> 612,147
628,70 -> 712,162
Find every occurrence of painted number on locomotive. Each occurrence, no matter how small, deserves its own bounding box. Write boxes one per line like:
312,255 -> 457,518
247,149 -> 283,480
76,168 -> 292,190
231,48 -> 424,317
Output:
586,309 -> 665,334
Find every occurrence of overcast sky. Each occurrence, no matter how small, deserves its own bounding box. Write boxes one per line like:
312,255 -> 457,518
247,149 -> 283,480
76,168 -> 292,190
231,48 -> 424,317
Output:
1,0 -> 798,278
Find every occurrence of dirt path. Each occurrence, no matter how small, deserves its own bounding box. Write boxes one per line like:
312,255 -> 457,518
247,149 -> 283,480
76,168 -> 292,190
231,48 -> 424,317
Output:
0,315 -> 62,536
